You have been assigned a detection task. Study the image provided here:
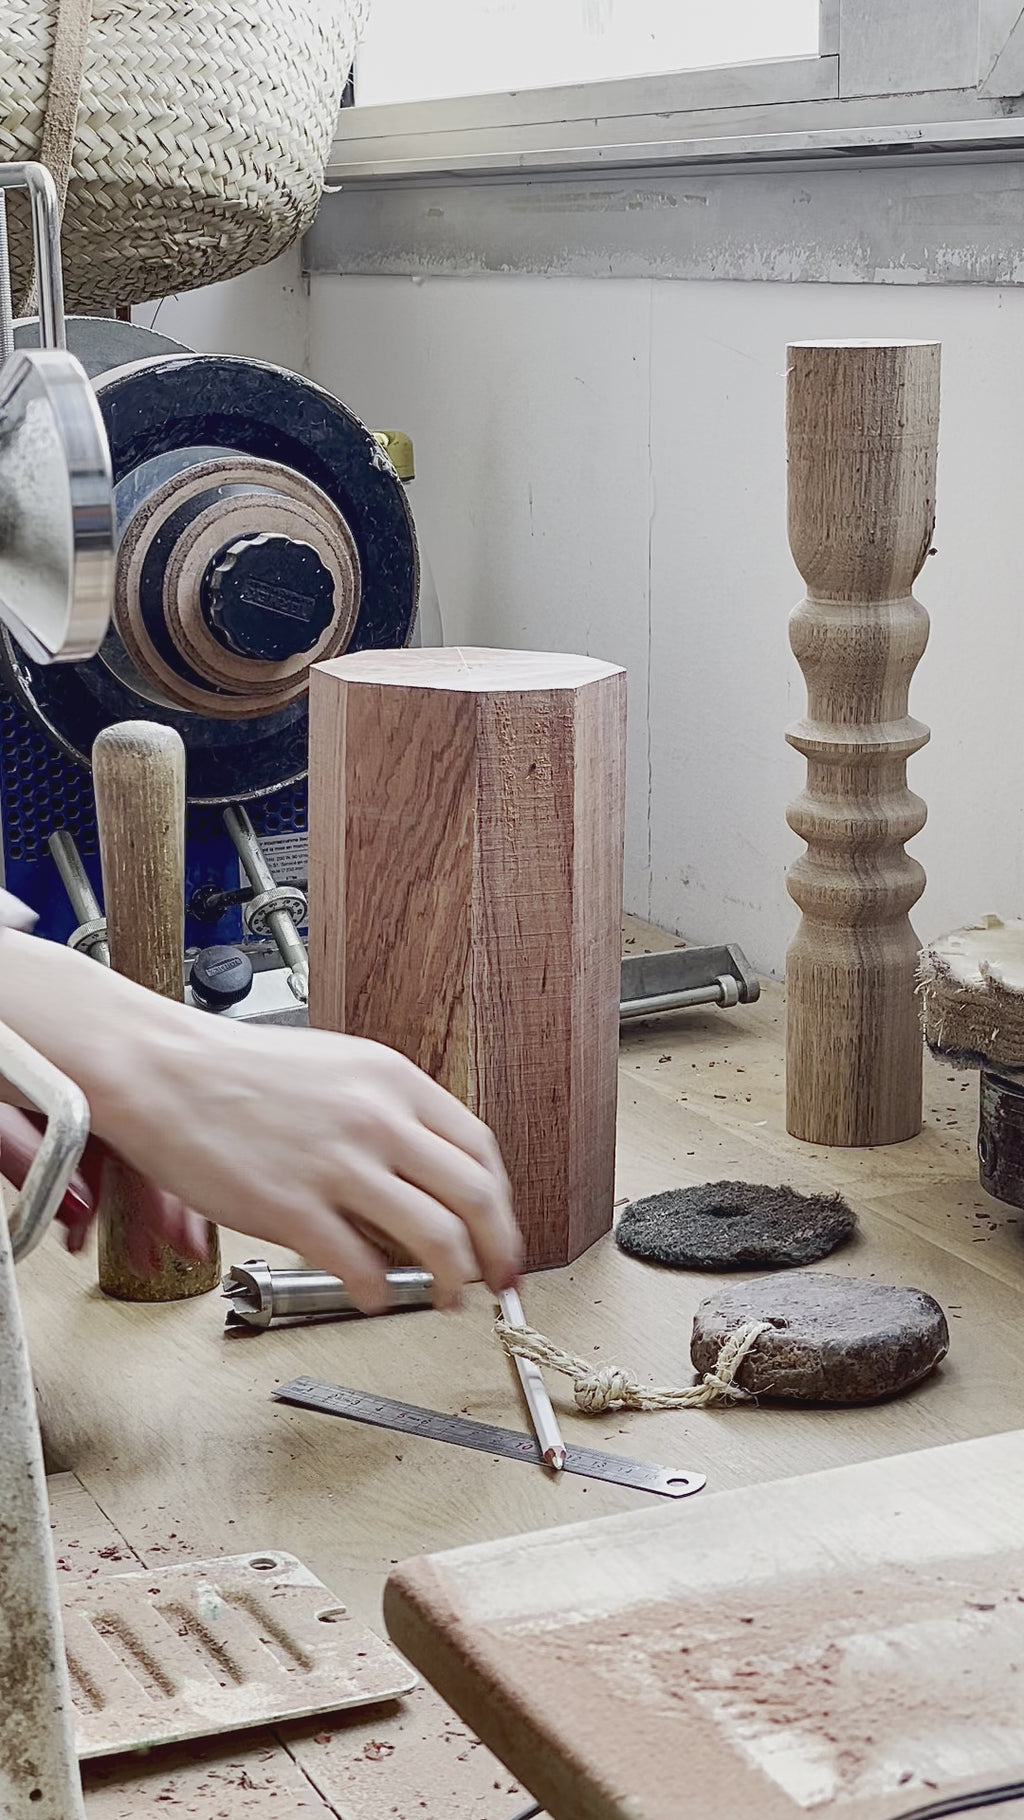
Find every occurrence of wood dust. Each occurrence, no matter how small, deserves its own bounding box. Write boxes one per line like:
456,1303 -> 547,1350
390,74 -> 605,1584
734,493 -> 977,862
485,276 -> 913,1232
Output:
495,1552 -> 1024,1813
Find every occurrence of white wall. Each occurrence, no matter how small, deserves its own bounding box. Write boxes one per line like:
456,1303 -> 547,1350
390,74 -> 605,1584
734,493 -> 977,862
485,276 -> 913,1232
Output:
308,273 -> 1024,977
355,0 -> 820,105
133,246 -> 308,373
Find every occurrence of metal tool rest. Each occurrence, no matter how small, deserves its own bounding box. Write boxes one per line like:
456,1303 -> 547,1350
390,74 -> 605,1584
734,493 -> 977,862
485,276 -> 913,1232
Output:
620,943 -> 760,1021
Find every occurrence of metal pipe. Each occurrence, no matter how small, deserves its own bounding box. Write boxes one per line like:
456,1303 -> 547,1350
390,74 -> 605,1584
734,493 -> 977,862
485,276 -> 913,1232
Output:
49,829 -> 101,923
48,830 -> 110,966
0,1022 -> 89,1820
619,975 -> 740,1020
0,195 -> 14,366
223,804 -> 309,1001
222,1259 -> 435,1330
225,802 -> 276,896
0,164 -> 67,350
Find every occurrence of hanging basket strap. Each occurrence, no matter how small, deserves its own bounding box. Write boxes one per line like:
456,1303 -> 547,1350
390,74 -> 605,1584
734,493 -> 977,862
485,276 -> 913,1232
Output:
17,0 -> 93,317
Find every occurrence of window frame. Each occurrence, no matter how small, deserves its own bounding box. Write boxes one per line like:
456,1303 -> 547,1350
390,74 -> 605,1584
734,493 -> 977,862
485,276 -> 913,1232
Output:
328,0 -> 1024,184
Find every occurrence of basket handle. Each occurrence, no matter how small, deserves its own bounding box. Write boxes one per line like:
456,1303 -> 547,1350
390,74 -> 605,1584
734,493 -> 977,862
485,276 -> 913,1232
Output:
16,0 -> 93,315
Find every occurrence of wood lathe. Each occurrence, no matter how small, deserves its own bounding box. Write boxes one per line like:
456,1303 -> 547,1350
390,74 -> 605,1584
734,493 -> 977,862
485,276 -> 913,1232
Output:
0,296 -> 420,1023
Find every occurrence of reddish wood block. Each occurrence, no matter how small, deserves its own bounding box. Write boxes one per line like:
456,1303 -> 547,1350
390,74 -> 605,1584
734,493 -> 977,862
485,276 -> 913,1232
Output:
308,647 -> 626,1270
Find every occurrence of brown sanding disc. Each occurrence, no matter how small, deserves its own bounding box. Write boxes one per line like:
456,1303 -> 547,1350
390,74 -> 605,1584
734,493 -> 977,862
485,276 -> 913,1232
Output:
615,1181 -> 856,1270
691,1272 -> 949,1403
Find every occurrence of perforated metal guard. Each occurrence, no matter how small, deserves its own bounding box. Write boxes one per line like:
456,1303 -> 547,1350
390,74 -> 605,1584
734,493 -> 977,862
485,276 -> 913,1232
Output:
0,697 -> 307,870
63,1550 -> 416,1759
1,696 -> 97,865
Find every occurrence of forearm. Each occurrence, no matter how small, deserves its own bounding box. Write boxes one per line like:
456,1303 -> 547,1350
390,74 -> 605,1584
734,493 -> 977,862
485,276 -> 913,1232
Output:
0,932 -> 521,1304
0,929 -> 203,1138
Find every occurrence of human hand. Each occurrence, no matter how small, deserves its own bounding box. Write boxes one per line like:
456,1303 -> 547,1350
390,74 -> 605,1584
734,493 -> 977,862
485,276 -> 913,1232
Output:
0,933 -> 522,1310
90,1019 -> 522,1312
0,1103 -> 209,1271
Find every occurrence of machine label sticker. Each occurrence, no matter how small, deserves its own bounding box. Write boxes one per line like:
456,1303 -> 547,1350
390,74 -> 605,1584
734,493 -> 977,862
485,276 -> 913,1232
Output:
240,831 -> 308,889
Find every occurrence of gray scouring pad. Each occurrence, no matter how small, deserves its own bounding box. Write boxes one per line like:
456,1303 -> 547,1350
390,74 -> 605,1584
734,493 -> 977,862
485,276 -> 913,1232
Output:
615,1180 -> 857,1270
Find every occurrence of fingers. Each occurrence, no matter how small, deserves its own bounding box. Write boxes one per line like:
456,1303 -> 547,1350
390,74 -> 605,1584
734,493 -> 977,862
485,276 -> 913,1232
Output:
0,1105 -> 96,1241
236,1197 -> 393,1315
127,1205 -> 164,1278
327,1162 -> 476,1308
133,1183 -> 211,1270
390,1122 -> 521,1296
151,1198 -> 210,1262
407,1077 -> 522,1293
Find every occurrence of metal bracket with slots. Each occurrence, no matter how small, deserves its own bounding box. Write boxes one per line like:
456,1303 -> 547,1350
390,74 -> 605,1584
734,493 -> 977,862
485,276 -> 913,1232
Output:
63,1551 -> 414,1758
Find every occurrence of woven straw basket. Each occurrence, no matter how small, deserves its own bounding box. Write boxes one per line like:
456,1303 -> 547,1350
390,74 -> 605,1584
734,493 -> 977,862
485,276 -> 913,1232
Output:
0,0 -> 367,311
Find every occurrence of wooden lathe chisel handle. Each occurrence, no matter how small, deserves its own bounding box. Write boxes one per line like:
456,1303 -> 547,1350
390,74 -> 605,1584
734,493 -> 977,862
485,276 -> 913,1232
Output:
93,721 -> 220,1300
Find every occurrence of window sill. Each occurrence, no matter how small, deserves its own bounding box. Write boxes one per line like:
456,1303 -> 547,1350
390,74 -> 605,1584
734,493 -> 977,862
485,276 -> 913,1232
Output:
326,60 -> 1024,184
310,57 -> 1024,288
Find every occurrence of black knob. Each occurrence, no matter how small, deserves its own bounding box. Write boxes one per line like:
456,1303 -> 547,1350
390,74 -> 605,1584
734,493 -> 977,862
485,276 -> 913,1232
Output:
190,945 -> 254,1010
202,532 -> 335,662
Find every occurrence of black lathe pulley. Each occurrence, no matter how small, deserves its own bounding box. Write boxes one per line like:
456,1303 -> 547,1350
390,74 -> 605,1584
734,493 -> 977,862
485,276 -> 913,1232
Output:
0,351 -> 419,803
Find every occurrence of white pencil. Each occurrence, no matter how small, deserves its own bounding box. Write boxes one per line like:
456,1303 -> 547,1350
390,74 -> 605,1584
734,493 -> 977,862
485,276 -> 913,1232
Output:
499,1287 -> 567,1472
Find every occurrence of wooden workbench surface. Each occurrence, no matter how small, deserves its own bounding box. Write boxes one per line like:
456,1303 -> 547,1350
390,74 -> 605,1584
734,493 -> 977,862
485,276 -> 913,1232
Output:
386,1429 -> 1024,1820
18,925 -> 1024,1816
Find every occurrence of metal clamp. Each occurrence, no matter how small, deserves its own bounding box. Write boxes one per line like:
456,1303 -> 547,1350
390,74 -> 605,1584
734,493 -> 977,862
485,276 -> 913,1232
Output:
620,944 -> 759,1022
0,1018 -> 90,1261
244,885 -> 307,939
67,915 -> 110,963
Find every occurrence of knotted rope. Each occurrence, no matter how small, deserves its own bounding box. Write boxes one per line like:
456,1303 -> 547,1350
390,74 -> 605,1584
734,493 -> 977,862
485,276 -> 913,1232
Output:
494,1317 -> 772,1414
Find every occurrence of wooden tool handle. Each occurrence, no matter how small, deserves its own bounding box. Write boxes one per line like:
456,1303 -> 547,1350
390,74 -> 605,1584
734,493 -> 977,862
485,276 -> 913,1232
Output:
93,721 -> 220,1301
94,721 -> 186,999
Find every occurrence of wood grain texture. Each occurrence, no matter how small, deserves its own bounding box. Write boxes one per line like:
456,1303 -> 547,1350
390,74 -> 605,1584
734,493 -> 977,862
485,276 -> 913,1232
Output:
92,721 -> 219,1301
15,919 -> 1024,1816
385,1430 -> 1024,1820
785,341 -> 940,1147
308,648 -> 626,1270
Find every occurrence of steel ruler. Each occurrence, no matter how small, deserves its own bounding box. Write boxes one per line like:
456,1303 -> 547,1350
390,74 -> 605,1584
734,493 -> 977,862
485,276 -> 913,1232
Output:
273,1377 -> 706,1500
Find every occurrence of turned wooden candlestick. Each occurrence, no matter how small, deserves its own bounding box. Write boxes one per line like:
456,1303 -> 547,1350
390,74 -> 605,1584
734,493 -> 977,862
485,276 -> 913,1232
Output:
307,647 -> 626,1271
785,340 -> 940,1147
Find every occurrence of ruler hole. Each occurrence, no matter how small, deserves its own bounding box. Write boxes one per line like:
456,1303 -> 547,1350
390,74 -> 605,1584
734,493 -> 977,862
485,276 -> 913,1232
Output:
249,1556 -> 278,1571
316,1607 -> 346,1625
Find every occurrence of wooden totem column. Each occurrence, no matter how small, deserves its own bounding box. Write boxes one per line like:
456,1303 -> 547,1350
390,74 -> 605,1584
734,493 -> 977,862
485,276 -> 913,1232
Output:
785,340 -> 940,1146
308,648 -> 626,1270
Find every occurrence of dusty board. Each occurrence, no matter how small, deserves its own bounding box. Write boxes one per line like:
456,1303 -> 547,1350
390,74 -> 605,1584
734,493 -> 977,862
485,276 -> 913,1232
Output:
22,935 -> 1024,1625
385,1429 -> 1024,1820
18,921 -> 1024,1819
